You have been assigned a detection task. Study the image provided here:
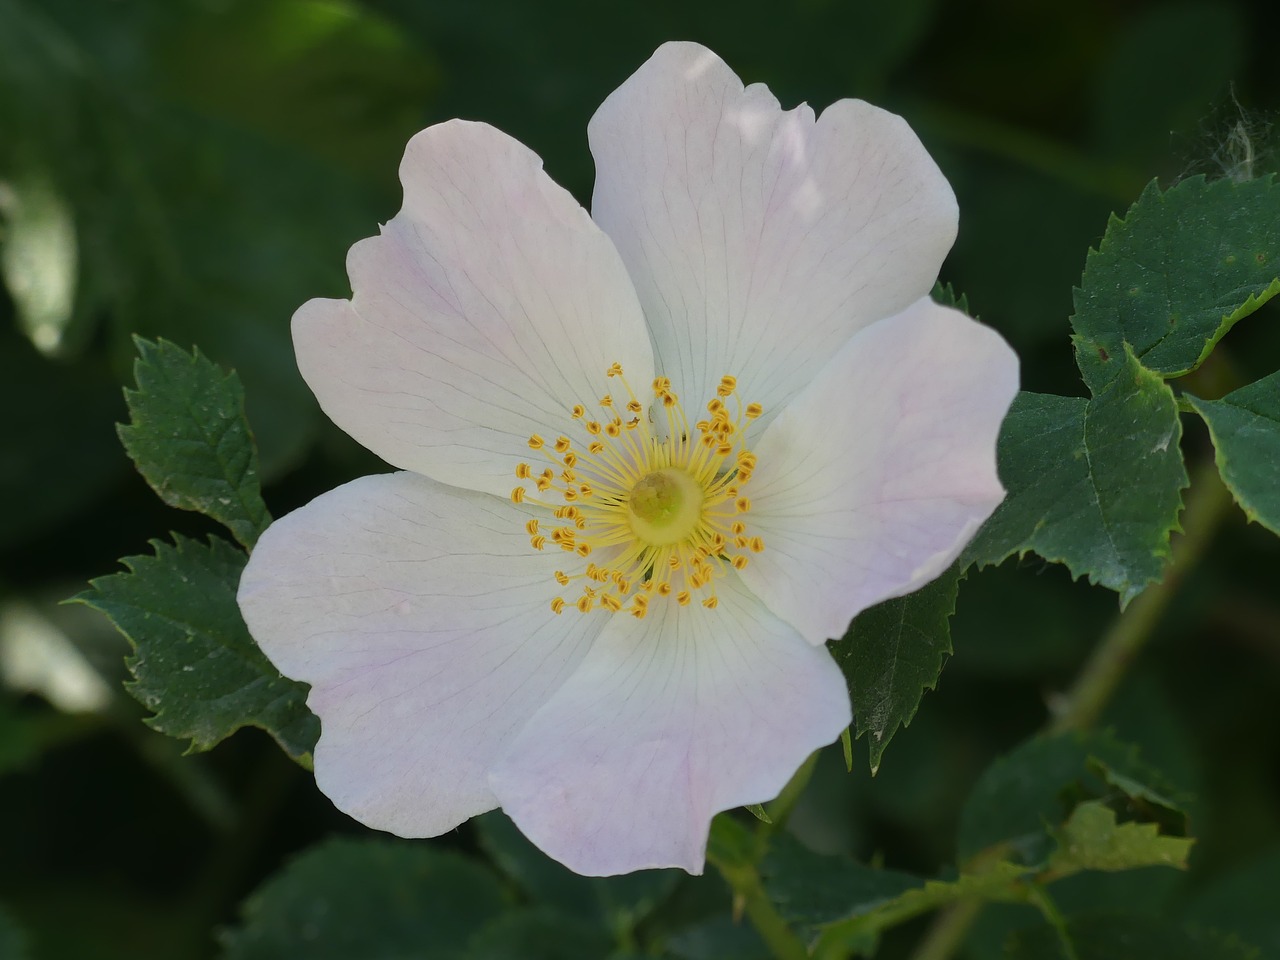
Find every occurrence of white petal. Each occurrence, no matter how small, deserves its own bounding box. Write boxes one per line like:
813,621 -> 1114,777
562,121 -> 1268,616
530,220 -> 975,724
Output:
294,120 -> 655,498
488,575 -> 850,876
588,41 -> 956,421
739,298 -> 1019,644
237,472 -> 605,837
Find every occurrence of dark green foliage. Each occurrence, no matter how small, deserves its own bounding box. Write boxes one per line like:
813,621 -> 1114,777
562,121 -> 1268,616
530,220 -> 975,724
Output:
74,535 -> 318,764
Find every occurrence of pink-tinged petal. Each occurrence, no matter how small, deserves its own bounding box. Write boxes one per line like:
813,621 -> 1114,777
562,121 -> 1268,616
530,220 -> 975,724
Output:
237,472 -> 604,837
588,41 -> 956,421
739,298 -> 1018,645
294,120 -> 655,498
488,575 -> 850,876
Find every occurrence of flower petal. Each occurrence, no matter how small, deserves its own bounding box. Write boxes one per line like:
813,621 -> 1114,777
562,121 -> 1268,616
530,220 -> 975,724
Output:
588,41 -> 956,421
739,298 -> 1018,645
488,575 -> 850,876
294,120 -> 655,498
237,472 -> 605,837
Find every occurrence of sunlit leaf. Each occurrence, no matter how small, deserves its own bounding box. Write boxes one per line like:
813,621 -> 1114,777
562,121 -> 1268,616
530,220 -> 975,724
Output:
1072,175 -> 1280,392
1048,800 -> 1193,875
118,338 -> 270,550
74,535 -> 317,764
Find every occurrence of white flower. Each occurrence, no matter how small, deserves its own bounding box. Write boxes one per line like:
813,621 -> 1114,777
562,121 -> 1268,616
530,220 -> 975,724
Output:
237,41 -> 1018,876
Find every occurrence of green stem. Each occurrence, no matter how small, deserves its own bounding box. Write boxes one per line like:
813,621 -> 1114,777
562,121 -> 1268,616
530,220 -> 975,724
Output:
709,853 -> 809,960
1049,460 -> 1232,733
909,458 -> 1233,960
763,750 -> 820,836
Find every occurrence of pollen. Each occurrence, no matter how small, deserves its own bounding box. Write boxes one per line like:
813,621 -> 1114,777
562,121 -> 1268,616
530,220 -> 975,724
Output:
510,363 -> 765,617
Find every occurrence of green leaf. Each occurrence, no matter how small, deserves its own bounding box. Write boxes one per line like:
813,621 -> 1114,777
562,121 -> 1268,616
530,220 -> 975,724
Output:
1185,849 -> 1280,958
1186,371 -> 1280,534
461,908 -> 614,960
118,338 -> 270,549
931,280 -> 973,317
1007,914 -> 1261,960
474,812 -> 677,935
963,350 -> 1188,605
74,534 -> 317,764
1047,800 -> 1193,875
1072,175 -> 1280,392
832,564 -> 961,773
957,730 -> 1187,867
763,833 -> 1030,948
221,837 -> 509,960
762,832 -> 925,931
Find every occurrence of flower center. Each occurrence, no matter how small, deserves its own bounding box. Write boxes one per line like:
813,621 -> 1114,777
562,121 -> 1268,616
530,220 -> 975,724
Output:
510,365 -> 765,618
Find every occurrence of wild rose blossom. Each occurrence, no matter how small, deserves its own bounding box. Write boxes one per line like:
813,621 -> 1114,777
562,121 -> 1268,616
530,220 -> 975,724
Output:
237,41 -> 1018,876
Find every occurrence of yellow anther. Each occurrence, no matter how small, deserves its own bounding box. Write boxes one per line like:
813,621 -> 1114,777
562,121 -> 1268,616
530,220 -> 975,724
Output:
695,420 -> 711,434
737,452 -> 756,467
676,591 -> 691,606
658,582 -> 672,596
561,470 -> 576,483
653,376 -> 671,393
731,521 -> 746,534
625,418 -> 640,430
607,362 -> 623,377
734,536 -> 749,548
735,496 -> 751,513
604,421 -> 621,438
510,487 -> 525,504
588,441 -> 605,454
745,403 -> 763,419
579,484 -> 593,498
528,434 -> 544,450
571,404 -> 586,419
717,375 -> 737,396
737,468 -> 753,482
703,595 -> 719,609
563,451 -> 577,467
525,519 -> 539,536
554,436 -> 571,453
700,434 -> 716,447
554,570 -> 570,586
601,593 -> 622,612
575,543 -> 591,557
707,398 -> 725,414
530,535 -> 546,550
551,597 -> 565,614
732,555 -> 749,570
515,463 -> 532,479
576,594 -> 595,613
586,420 -> 602,435
535,476 -> 552,492
600,394 -> 613,407
661,392 -> 677,407
668,554 -> 681,570
627,399 -> 642,414
749,536 -> 765,553
574,516 -> 587,529
716,442 -> 733,456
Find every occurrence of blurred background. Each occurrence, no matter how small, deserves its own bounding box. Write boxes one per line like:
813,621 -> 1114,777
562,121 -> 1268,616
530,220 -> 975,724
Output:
1,0 -> 1278,957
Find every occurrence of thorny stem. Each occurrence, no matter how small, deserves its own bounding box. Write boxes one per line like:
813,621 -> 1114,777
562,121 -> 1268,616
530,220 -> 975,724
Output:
907,458 -> 1234,960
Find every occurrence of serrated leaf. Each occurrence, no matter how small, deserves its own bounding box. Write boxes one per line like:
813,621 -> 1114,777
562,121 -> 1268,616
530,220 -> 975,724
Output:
1007,914 -> 1261,960
1072,175 -> 1280,392
74,535 -> 317,763
957,730 -> 1187,867
221,838 -> 509,960
762,833 -> 1029,946
1186,371 -> 1280,534
963,351 -> 1188,605
1048,800 -> 1192,875
118,338 -> 270,549
931,280 -> 973,317
832,564 -> 961,772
